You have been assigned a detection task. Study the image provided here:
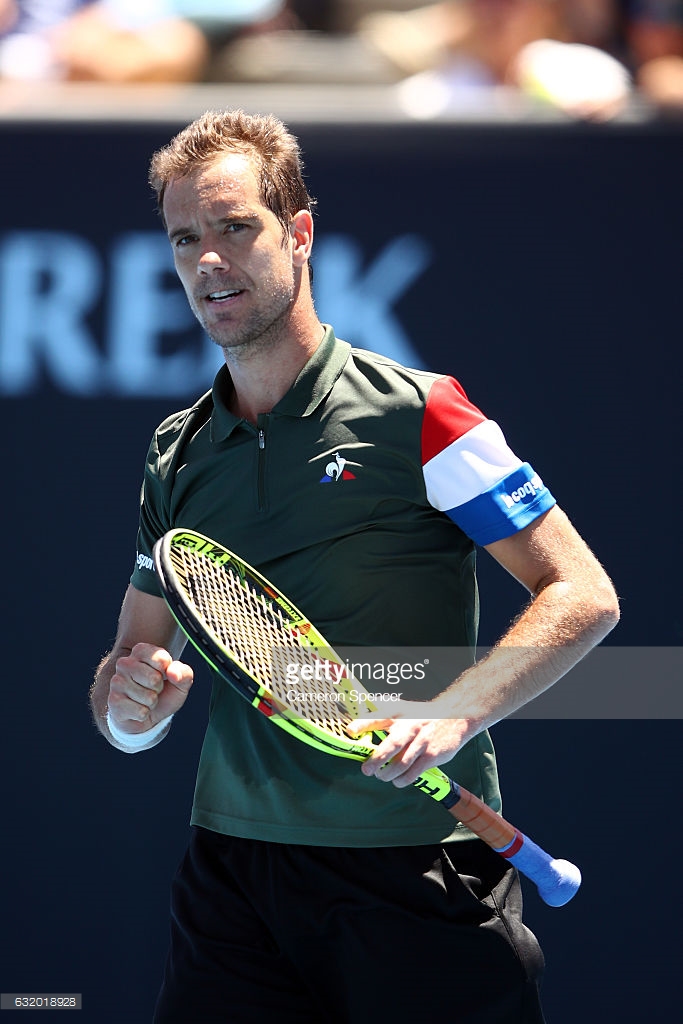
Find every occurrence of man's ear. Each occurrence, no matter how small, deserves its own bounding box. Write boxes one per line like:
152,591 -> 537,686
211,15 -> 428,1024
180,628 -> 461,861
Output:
290,210 -> 314,267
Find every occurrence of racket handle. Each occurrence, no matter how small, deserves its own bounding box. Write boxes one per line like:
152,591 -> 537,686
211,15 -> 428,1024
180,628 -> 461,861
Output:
494,833 -> 582,908
439,779 -> 581,907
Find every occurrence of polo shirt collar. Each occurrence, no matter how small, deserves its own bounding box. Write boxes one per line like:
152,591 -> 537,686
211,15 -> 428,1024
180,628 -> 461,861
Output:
210,326 -> 350,443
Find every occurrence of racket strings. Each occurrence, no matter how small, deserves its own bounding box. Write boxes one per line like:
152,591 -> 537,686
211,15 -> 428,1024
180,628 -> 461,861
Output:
171,547 -> 355,739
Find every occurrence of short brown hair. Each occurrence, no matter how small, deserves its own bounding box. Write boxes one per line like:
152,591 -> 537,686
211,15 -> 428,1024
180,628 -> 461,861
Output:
149,109 -> 316,233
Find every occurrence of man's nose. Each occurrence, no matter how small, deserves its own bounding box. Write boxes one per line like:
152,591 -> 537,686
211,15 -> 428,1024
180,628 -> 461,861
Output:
197,249 -> 230,275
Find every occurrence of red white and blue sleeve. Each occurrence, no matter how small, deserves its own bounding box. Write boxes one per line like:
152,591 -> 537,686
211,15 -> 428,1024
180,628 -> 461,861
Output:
421,376 -> 556,546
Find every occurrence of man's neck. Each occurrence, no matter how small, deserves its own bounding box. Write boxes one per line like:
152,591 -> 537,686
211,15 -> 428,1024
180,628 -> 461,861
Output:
225,318 -> 325,424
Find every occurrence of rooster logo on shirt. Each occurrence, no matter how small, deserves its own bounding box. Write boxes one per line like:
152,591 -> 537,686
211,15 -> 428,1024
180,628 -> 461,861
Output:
320,452 -> 357,483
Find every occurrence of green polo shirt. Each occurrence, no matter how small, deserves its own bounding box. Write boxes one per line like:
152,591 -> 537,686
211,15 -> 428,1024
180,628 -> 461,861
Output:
131,327 -> 502,846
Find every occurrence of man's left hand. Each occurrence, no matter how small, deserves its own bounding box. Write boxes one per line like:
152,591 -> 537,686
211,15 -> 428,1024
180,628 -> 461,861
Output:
346,701 -> 470,786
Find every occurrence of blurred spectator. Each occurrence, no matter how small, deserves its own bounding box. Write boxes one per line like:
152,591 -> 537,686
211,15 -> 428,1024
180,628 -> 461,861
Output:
206,0 -> 403,83
0,0 -> 289,82
54,1 -> 209,82
623,0 -> 683,110
0,0 -> 16,34
358,1 -> 632,119
2,0 -> 679,113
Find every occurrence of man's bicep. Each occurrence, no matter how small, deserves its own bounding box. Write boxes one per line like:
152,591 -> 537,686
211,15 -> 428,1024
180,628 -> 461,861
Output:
483,505 -> 607,595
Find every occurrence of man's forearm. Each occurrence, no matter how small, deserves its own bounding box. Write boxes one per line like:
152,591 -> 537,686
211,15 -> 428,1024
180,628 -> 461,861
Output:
354,540 -> 620,785
438,572 -> 620,737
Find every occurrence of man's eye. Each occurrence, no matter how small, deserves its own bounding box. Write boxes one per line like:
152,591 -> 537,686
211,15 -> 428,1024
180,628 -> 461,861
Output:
226,223 -> 247,233
175,235 -> 195,247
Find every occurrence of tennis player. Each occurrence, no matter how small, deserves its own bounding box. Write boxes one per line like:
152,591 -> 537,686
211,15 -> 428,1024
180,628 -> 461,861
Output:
90,109 -> 619,1023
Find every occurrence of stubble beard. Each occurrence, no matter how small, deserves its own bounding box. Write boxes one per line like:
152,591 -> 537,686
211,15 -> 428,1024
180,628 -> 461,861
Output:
198,274 -> 297,364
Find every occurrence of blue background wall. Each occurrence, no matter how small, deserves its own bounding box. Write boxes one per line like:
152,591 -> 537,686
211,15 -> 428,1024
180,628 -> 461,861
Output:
1,115 -> 681,1021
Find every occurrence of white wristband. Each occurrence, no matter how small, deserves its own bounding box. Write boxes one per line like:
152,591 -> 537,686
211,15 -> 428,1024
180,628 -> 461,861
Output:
106,710 -> 173,751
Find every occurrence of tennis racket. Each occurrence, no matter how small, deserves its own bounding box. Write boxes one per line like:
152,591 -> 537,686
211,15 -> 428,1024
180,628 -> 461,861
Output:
153,528 -> 581,907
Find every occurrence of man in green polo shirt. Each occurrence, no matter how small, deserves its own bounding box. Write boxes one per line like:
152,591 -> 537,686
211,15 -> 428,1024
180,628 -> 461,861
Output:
90,109 -> 619,1023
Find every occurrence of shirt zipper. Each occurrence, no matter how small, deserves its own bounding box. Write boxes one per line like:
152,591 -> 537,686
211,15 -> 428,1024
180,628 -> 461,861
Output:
256,417 -> 267,512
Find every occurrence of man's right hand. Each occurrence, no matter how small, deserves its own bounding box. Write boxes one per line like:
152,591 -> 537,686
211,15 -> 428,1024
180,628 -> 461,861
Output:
91,585 -> 194,748
107,642 -> 194,736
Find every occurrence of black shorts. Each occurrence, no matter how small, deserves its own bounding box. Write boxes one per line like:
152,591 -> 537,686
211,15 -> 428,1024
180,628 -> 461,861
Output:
153,826 -> 546,1024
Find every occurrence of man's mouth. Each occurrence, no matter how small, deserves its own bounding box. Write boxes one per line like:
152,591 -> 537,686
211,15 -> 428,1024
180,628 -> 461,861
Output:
206,288 -> 244,303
